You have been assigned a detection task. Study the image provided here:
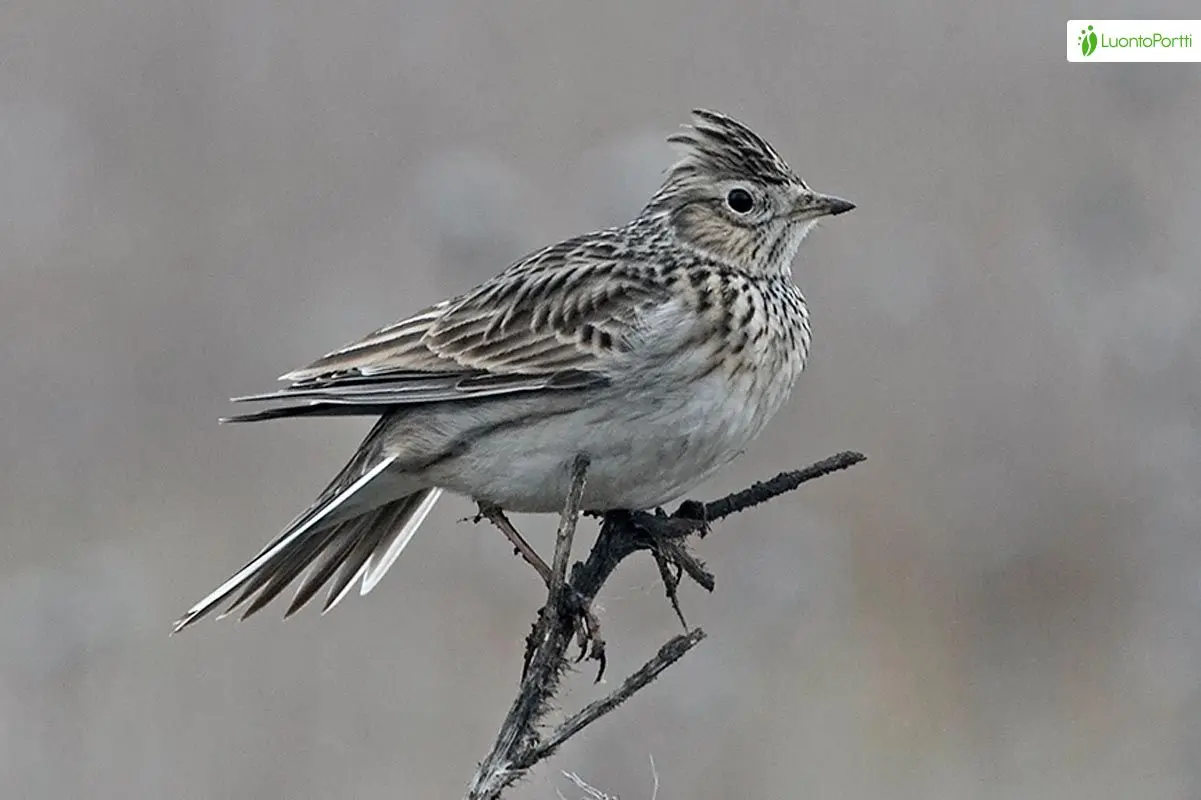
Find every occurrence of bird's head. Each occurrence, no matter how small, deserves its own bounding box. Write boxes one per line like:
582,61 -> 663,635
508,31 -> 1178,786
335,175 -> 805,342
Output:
643,109 -> 853,275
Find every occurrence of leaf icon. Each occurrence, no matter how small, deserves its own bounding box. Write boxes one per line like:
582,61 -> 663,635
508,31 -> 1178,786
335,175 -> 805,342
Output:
1082,28 -> 1098,56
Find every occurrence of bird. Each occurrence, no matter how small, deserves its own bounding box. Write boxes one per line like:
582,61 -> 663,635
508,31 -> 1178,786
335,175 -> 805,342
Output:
173,109 -> 854,633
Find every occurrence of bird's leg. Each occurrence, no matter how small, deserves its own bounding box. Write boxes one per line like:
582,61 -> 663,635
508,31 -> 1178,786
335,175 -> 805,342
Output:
476,507 -> 604,675
476,503 -> 553,585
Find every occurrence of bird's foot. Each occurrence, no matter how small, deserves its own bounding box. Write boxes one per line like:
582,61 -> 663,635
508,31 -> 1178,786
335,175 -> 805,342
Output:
672,499 -> 711,537
521,587 -> 607,682
607,506 -> 716,632
567,589 -> 607,680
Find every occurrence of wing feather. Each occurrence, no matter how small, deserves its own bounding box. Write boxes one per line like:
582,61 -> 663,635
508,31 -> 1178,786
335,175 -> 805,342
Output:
235,232 -> 669,417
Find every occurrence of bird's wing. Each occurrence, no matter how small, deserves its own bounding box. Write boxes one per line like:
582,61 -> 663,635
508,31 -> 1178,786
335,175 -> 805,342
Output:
228,232 -> 670,415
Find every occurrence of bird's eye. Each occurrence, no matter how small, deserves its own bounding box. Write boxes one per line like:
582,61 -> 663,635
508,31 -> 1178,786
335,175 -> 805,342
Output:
726,187 -> 754,214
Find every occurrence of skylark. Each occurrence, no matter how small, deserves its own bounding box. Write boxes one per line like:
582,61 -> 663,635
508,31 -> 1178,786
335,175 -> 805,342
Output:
174,109 -> 853,632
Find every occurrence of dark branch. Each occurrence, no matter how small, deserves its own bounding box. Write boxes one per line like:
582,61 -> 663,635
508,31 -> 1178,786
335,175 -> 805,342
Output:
549,454 -> 590,596
465,450 -> 865,799
522,629 -> 706,768
700,450 -> 866,521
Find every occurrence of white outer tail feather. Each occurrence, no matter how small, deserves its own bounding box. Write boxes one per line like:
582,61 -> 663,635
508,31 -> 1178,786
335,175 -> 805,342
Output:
361,488 -> 443,595
172,455 -> 402,632
319,487 -> 444,614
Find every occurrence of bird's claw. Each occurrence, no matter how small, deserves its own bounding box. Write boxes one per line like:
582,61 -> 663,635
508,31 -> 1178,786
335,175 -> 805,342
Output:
672,499 -> 711,537
649,544 -> 689,631
608,504 -> 716,631
522,590 -> 607,682
568,591 -> 607,681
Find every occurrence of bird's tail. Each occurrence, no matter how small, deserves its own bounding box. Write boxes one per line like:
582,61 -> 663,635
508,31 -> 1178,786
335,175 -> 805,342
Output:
172,454 -> 442,633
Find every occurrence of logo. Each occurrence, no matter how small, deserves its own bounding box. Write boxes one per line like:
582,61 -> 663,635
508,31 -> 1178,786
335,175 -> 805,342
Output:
1078,24 -> 1098,56
1068,20 -> 1201,62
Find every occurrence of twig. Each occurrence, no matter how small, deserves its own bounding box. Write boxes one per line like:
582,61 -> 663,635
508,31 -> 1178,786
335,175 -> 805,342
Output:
524,629 -> 705,766
701,450 -> 866,521
549,455 -> 590,597
465,451 -> 865,799
558,754 -> 658,800
558,771 -> 616,800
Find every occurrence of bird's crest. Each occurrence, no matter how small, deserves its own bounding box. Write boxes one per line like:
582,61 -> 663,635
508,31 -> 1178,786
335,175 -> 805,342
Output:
662,109 -> 805,190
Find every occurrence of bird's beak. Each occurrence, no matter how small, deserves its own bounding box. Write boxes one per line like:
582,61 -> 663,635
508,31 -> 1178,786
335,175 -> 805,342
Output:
816,193 -> 855,216
792,190 -> 855,219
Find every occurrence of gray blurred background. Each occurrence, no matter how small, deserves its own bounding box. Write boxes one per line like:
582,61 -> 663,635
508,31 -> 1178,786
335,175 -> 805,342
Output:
2,1 -> 1199,797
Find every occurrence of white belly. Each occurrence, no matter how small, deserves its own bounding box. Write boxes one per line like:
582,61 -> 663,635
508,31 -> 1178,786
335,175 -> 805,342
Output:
424,365 -> 793,513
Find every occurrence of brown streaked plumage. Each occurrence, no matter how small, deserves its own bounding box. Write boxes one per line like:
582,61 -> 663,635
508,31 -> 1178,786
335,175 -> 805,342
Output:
173,109 -> 854,632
